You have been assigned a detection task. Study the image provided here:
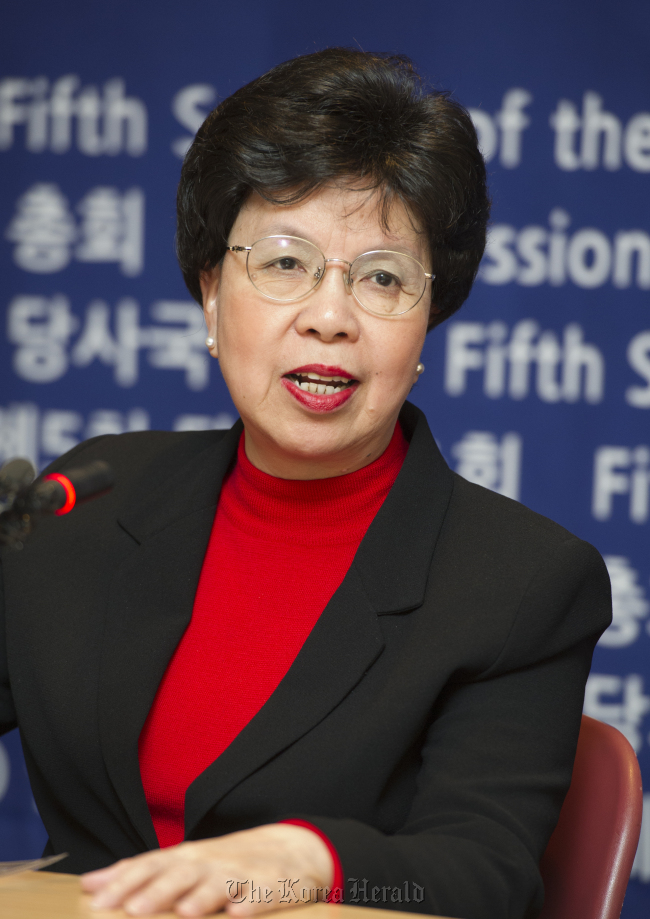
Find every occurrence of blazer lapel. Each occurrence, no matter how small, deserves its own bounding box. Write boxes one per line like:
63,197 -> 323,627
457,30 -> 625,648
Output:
97,422 -> 242,849
354,400 -> 454,616
184,563 -> 384,839
184,402 -> 454,838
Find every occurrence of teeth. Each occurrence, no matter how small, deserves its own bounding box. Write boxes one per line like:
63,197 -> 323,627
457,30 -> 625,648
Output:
305,373 -> 348,383
291,374 -> 355,395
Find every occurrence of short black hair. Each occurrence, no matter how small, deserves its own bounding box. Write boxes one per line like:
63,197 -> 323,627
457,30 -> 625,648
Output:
176,47 -> 490,330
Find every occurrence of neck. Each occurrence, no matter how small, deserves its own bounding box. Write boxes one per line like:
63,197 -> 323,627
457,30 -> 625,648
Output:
242,419 -> 399,480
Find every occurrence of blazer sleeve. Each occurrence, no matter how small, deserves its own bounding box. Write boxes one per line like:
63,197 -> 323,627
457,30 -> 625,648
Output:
0,435 -> 110,738
297,536 -> 612,919
0,563 -> 18,736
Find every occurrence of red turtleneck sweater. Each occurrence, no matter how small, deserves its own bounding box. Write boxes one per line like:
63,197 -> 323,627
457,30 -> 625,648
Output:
138,423 -> 408,884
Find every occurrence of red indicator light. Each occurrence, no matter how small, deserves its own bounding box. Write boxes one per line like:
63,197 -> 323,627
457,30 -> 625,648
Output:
43,473 -> 77,515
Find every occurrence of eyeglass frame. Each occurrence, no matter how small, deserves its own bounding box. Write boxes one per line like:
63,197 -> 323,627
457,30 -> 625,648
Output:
225,235 -> 435,318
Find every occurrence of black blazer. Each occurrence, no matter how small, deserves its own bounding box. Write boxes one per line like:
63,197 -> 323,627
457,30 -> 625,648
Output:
0,402 -> 611,919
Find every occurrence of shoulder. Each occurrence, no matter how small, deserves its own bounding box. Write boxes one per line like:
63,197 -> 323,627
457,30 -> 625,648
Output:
437,471 -> 610,611
447,471 -> 603,568
437,473 -> 611,663
3,427 -> 236,567
43,429 -> 231,489
37,428 -> 236,525
404,401 -> 604,577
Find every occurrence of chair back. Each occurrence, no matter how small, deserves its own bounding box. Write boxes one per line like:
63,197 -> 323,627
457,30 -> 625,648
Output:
538,714 -> 643,919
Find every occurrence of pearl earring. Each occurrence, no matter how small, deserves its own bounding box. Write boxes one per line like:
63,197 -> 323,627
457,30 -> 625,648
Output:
416,362 -> 425,375
205,337 -> 215,348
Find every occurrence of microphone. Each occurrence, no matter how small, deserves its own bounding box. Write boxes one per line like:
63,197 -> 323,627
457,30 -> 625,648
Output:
32,461 -> 115,516
0,459 -> 114,548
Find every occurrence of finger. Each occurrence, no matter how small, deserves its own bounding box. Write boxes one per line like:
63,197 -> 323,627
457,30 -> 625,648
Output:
80,863 -> 125,891
89,856 -> 168,909
175,875 -> 229,917
122,862 -> 206,916
225,878 -> 324,917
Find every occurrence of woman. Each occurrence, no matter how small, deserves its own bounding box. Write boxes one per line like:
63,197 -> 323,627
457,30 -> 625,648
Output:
0,49 -> 610,919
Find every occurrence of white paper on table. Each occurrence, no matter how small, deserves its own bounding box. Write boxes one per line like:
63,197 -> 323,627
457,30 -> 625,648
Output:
0,853 -> 68,877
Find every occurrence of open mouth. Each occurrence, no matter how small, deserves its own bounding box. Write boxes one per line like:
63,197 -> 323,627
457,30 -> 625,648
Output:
283,372 -> 358,395
281,365 -> 359,413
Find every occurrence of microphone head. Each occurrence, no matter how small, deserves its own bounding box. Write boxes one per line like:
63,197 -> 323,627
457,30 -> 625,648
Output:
0,458 -> 36,496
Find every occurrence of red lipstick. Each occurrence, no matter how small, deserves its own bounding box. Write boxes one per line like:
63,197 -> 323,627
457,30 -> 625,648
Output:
281,364 -> 359,414
286,364 -> 355,378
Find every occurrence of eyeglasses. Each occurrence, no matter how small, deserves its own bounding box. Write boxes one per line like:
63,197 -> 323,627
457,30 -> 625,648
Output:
226,235 -> 434,317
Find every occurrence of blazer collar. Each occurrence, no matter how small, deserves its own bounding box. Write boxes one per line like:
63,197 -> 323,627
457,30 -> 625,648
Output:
98,402 -> 453,849
117,402 -> 453,594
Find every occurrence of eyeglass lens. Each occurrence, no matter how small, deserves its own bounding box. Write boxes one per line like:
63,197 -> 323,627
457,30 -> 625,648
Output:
246,236 -> 426,315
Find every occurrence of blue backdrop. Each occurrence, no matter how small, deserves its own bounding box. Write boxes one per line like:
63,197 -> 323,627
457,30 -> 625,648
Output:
1,2 -> 649,914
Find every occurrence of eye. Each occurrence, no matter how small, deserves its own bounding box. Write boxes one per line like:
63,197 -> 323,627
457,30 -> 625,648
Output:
272,257 -> 303,271
370,270 -> 400,288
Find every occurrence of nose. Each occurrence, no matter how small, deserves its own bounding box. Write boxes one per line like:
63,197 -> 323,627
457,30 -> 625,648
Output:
294,260 -> 360,342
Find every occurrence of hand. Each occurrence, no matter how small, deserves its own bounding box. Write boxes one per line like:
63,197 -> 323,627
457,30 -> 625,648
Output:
80,823 -> 334,917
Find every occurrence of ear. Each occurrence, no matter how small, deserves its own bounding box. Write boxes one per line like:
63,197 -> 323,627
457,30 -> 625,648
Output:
200,265 -> 221,353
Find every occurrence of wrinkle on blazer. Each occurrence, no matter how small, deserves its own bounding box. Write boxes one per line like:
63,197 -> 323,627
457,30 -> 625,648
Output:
0,402 -> 611,919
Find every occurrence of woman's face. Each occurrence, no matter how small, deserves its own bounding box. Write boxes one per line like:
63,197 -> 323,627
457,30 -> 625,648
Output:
200,184 -> 431,479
